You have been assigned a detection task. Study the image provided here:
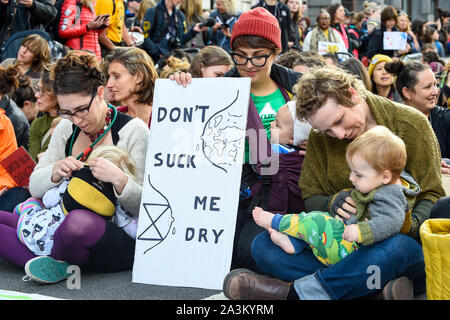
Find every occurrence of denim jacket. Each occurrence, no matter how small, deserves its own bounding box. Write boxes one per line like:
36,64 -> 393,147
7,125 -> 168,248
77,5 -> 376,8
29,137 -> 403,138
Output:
208,9 -> 240,53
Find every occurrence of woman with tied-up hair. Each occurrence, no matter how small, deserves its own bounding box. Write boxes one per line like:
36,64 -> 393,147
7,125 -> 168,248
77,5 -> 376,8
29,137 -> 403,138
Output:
0,51 -> 149,284
103,47 -> 158,128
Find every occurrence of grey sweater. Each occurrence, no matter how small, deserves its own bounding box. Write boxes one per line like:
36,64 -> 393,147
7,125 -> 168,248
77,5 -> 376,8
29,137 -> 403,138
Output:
345,171 -> 421,246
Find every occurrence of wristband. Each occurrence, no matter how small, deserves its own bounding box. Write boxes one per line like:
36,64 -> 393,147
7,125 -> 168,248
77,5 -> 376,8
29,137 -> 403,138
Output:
408,215 -> 420,238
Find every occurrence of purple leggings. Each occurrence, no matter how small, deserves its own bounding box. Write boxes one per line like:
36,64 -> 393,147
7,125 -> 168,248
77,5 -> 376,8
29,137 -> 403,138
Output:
0,209 -> 105,268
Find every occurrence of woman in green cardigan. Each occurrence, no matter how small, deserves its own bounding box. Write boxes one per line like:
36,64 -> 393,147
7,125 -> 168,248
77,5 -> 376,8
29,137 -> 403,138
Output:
28,69 -> 59,162
224,66 -> 445,300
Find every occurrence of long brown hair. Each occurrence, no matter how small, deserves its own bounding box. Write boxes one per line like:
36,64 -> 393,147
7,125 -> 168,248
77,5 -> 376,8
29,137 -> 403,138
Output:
180,0 -> 203,24
20,34 -> 51,72
189,45 -> 233,78
136,0 -> 156,25
284,0 -> 302,23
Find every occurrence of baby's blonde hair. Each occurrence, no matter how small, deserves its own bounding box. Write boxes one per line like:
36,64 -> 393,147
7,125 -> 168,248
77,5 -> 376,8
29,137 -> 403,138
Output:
345,126 -> 407,182
87,146 -> 137,181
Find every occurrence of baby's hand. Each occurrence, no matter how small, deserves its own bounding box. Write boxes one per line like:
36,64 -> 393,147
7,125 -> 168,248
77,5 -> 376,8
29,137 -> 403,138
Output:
88,157 -> 128,195
51,156 -> 84,183
343,224 -> 359,243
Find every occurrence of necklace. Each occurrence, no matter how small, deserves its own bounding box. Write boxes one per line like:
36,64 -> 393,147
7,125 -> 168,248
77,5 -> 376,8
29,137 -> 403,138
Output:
85,108 -> 112,143
69,106 -> 117,162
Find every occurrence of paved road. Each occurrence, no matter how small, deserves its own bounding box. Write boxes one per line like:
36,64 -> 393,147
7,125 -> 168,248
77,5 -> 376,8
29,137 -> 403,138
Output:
1,256 -> 427,300
4,55 -> 446,300
0,257 -> 223,300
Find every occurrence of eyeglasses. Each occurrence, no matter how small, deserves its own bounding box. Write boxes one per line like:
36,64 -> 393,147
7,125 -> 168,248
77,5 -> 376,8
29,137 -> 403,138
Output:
34,85 -> 43,95
57,93 -> 96,119
230,52 -> 273,67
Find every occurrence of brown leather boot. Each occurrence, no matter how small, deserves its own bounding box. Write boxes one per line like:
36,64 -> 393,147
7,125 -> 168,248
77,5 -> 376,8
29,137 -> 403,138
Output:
382,276 -> 414,300
223,268 -> 292,300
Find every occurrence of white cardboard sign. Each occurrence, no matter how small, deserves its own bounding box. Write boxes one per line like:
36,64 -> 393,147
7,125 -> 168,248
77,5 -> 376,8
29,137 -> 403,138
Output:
318,41 -> 347,55
132,78 -> 251,290
383,31 -> 407,50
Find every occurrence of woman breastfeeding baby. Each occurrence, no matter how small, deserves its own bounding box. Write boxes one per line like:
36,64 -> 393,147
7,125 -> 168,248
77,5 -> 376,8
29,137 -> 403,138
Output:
0,51 -> 150,284
16,145 -> 138,258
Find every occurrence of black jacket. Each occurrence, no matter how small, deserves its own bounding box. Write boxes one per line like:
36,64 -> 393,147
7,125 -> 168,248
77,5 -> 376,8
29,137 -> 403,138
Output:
0,0 -> 57,53
0,95 -> 30,149
142,0 -> 197,62
430,106 -> 450,159
366,25 -> 398,59
252,0 -> 293,53
288,19 -> 302,51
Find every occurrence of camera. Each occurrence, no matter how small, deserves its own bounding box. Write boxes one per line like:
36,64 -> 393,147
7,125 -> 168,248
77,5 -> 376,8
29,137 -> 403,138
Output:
199,18 -> 216,28
218,23 -> 229,30
167,36 -> 181,50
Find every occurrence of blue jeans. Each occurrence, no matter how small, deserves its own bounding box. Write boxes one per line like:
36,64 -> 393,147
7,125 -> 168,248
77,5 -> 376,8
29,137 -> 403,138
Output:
251,231 -> 426,300
430,196 -> 450,219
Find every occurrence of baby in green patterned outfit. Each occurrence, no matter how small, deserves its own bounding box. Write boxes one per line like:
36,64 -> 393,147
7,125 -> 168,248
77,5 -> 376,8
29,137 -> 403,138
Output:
253,125 -> 419,266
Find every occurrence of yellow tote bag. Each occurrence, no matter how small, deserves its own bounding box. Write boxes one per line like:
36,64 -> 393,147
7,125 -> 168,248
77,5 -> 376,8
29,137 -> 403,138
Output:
420,219 -> 450,300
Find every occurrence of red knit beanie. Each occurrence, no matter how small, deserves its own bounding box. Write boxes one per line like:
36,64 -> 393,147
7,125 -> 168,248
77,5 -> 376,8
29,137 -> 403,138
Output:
230,7 -> 282,51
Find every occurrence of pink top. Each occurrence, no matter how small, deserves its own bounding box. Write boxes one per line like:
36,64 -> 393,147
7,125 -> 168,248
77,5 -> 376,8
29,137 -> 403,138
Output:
116,105 -> 152,128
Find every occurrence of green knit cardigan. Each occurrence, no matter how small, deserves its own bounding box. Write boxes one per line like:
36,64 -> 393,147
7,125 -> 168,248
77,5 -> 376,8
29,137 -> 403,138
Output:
299,92 -> 445,233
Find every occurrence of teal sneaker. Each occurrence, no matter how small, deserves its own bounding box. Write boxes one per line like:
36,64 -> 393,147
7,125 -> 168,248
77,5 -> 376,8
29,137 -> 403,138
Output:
24,256 -> 71,284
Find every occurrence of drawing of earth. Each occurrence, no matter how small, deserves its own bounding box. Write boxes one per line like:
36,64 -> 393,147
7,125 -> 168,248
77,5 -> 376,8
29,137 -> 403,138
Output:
200,90 -> 245,173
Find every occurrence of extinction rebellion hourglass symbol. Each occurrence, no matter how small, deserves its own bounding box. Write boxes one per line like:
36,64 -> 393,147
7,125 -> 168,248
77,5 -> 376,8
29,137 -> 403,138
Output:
137,175 -> 175,254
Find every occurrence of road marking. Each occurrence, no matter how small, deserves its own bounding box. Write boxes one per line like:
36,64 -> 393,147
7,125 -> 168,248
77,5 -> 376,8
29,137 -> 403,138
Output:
202,292 -> 228,300
0,289 -> 62,300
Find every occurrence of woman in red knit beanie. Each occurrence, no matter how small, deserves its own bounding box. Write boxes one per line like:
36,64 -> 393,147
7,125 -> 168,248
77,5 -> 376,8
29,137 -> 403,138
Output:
229,7 -> 283,95
225,7 -> 304,273
170,6 -> 304,283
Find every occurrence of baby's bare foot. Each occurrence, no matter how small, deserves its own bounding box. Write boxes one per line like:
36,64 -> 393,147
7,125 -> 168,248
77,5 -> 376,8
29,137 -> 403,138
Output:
252,206 -> 274,230
269,228 -> 295,255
